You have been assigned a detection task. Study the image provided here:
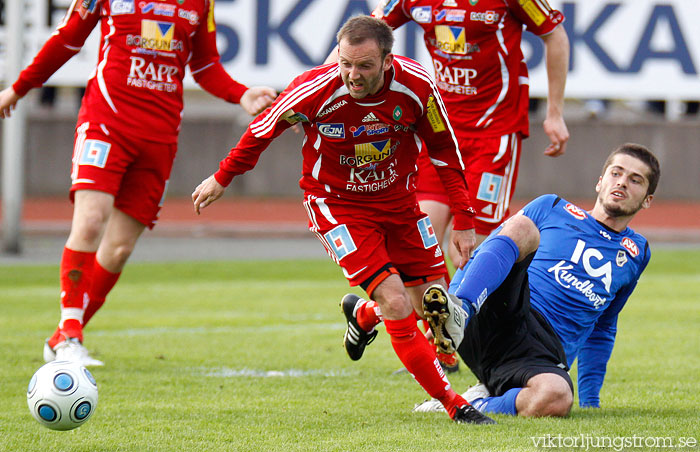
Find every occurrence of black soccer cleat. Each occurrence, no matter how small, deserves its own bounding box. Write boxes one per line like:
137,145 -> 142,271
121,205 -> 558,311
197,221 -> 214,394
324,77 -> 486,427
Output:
452,404 -> 497,425
341,294 -> 378,361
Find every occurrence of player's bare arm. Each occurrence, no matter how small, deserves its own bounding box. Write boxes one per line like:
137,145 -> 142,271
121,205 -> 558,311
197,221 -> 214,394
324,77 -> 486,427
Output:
0,87 -> 20,119
541,25 -> 570,157
451,228 -> 476,269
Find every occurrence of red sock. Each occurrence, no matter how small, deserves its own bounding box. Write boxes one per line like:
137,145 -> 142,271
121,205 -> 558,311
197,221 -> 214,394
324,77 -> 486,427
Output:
54,248 -> 96,345
384,315 -> 450,397
356,298 -> 382,331
84,260 -> 121,327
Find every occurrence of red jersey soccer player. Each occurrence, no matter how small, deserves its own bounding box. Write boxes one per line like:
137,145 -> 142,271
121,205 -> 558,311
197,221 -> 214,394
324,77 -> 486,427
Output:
193,16 -> 494,425
372,0 -> 570,373
373,0 -> 570,256
0,0 -> 276,366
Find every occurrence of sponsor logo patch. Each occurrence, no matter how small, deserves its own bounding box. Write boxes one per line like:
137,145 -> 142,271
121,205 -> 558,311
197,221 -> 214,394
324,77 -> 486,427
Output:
434,25 -> 466,55
621,237 -> 639,257
519,0 -> 546,26
324,224 -> 357,260
353,139 -> 394,167
317,123 -> 345,139
564,203 -> 587,220
426,95 -> 446,132
417,216 -> 439,248
318,100 -> 347,117
350,123 -> 390,137
411,6 -> 432,23
78,140 -> 111,168
110,0 -> 134,15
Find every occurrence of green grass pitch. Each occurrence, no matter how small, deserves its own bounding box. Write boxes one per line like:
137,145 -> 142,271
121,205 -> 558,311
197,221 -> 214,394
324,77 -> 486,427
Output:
1,250 -> 698,451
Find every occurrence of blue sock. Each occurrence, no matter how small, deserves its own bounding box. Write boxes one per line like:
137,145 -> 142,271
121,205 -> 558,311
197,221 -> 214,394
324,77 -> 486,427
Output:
454,235 -> 519,312
472,387 -> 521,416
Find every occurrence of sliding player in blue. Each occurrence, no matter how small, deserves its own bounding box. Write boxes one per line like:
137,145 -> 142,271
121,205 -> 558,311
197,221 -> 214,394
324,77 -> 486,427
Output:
416,143 -> 660,417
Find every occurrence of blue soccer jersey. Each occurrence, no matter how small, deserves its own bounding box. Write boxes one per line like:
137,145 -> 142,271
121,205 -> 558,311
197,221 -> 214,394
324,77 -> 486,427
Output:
455,194 -> 651,406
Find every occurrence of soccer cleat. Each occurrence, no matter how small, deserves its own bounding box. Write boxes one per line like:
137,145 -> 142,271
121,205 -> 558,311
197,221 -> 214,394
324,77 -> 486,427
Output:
412,398 -> 446,413
54,338 -> 104,367
452,404 -> 497,424
423,284 -> 468,355
437,351 -> 460,373
341,294 -> 378,361
462,382 -> 491,405
43,339 -> 57,363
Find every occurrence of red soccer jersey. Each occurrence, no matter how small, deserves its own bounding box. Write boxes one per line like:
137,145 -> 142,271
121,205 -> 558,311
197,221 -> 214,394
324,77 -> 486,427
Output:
374,0 -> 564,138
13,0 -> 247,143
216,56 -> 475,229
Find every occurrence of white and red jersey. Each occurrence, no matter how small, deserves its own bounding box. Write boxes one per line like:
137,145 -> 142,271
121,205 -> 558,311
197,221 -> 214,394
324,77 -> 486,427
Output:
374,0 -> 564,138
215,56 -> 475,229
13,0 -> 247,143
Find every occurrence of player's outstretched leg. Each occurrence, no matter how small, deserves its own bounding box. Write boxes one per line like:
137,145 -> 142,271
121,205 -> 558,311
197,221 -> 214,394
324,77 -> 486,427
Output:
422,284 -> 469,355
341,294 -> 379,360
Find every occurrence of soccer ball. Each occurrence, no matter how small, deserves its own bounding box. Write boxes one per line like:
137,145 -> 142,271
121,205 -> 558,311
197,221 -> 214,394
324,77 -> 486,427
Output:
27,361 -> 98,431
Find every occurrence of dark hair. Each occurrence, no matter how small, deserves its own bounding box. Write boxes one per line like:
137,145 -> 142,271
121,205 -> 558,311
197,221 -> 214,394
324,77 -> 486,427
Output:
336,15 -> 394,58
603,143 -> 661,195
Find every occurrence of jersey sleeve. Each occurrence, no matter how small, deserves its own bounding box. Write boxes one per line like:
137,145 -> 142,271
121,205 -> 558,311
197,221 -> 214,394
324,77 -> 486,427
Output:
189,0 -> 248,103
12,4 -> 100,96
576,249 -> 651,407
520,194 -> 559,227
416,88 -> 475,229
213,71 -> 319,186
506,0 -> 564,36
371,0 -> 411,29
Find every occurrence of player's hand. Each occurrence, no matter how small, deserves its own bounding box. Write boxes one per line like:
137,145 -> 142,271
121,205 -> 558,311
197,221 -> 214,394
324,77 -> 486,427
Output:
192,175 -> 225,215
240,86 -> 277,116
451,228 -> 476,269
543,114 -> 569,157
0,87 -> 21,119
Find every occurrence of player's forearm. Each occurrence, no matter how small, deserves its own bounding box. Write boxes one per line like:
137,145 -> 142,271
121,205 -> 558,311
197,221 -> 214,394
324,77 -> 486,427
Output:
542,26 -> 569,119
13,12 -> 96,96
434,166 -> 475,230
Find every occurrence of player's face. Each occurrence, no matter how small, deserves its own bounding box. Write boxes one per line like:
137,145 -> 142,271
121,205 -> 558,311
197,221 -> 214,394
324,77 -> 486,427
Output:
338,38 -> 393,99
596,154 -> 653,217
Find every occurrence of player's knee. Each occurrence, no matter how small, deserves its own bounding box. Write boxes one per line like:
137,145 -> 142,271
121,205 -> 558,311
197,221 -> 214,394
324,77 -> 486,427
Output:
72,211 -> 108,245
521,385 -> 572,418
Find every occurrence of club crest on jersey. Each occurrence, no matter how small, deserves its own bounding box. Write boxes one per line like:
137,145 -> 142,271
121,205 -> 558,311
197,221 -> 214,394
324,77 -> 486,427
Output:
317,123 -> 345,139
417,217 -> 439,249
616,250 -> 628,267
110,0 -> 134,15
393,106 -> 402,121
434,25 -> 466,55
621,237 -> 639,257
324,224 -> 357,261
564,203 -> 587,220
353,140 -> 394,168
411,6 -> 432,23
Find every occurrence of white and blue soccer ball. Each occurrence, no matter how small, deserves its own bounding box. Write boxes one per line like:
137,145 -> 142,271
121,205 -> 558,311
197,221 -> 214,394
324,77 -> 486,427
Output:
27,361 -> 98,431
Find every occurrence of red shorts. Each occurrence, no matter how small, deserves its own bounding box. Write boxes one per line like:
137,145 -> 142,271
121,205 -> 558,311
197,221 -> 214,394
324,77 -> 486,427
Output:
416,133 -> 522,235
303,194 -> 447,296
70,122 -> 177,228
